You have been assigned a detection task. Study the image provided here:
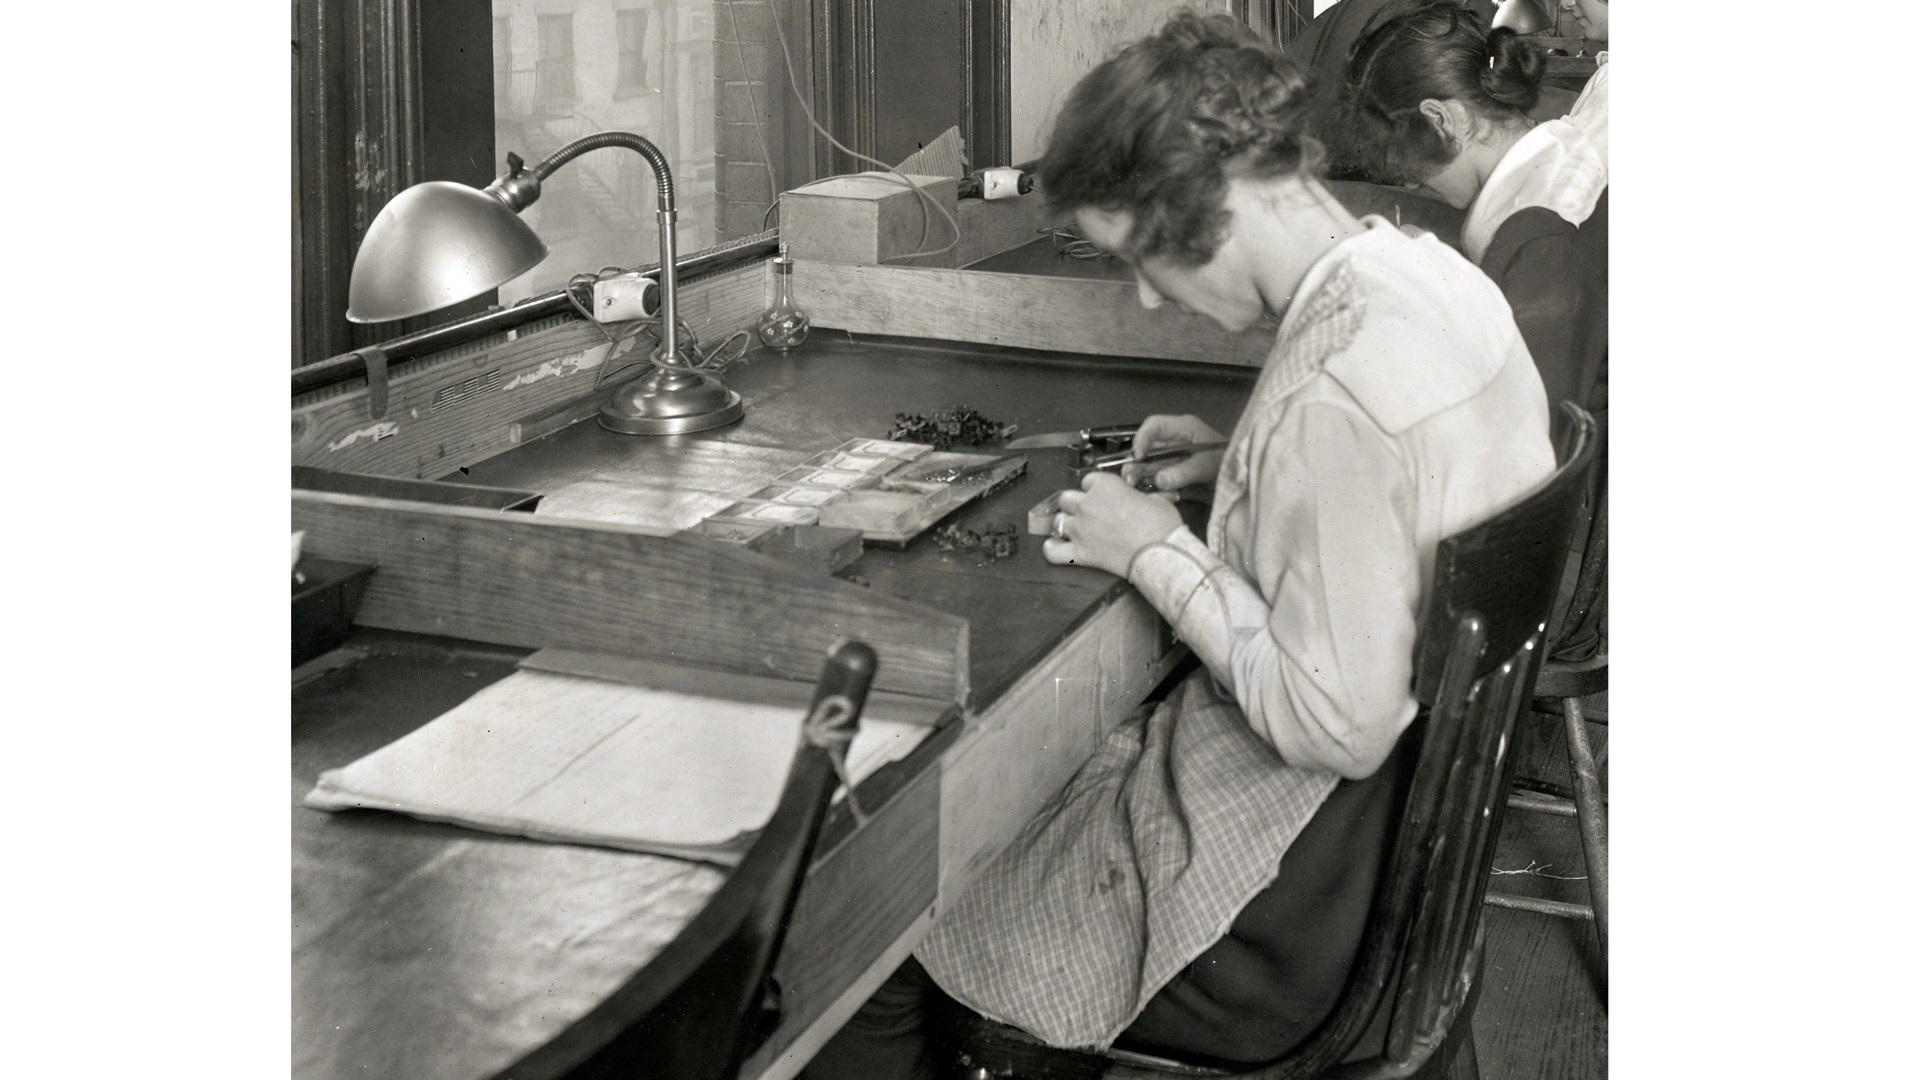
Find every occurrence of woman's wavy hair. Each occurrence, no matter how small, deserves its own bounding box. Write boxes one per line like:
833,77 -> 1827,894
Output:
1036,10 -> 1322,268
1337,0 -> 1543,185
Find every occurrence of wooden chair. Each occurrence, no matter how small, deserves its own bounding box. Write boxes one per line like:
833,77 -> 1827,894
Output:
488,641 -> 880,1080
1486,413 -> 1608,966
940,405 -> 1598,1080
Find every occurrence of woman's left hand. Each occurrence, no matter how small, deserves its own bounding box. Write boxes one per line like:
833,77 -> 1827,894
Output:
1041,471 -> 1184,578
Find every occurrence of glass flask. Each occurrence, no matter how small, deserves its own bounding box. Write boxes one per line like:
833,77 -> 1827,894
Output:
756,244 -> 811,350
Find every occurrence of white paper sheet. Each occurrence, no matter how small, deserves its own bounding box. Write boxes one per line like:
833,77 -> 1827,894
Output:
305,670 -> 930,863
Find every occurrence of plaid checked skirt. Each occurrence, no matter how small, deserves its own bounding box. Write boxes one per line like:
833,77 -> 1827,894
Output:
915,670 -> 1339,1049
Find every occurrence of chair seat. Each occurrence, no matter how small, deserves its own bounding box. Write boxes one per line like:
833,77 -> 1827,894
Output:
946,1012 -> 1119,1080
1530,652 -> 1607,701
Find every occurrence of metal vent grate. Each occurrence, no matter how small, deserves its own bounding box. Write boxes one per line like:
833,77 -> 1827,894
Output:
430,369 -> 504,412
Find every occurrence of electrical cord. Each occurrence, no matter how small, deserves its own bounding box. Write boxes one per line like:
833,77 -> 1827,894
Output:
751,0 -> 962,263
564,268 -> 753,388
1046,225 -> 1112,260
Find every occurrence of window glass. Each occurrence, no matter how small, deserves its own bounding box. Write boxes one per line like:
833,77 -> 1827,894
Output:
492,0 -> 718,304
617,10 -> 652,93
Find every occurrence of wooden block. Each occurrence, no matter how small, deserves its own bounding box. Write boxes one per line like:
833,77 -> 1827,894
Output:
816,489 -> 928,539
780,173 -> 961,268
955,193 -> 1056,268
749,524 -> 866,574
1027,490 -> 1065,537
292,490 -> 971,702
816,456 -> 1027,549
680,522 -> 866,576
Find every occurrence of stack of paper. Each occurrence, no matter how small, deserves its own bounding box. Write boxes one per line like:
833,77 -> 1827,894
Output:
305,668 -> 933,864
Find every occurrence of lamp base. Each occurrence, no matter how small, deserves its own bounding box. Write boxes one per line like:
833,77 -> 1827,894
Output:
598,365 -> 745,435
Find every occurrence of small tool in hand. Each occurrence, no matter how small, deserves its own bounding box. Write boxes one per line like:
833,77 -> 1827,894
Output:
1003,424 -> 1139,452
1076,441 -> 1229,480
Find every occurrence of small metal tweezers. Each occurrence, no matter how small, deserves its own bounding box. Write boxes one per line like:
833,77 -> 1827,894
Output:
1078,441 -> 1229,475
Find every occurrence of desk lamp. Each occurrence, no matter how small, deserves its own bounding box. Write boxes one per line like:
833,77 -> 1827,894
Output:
1491,0 -> 1554,34
346,132 -> 744,435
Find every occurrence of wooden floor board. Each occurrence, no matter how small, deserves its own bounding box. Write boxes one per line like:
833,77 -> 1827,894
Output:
1473,907 -> 1608,1079
1471,707 -> 1609,1078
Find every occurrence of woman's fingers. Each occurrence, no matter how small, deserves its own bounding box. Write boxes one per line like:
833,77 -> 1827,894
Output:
1146,459 -> 1202,491
1041,536 -> 1077,565
1131,415 -> 1191,457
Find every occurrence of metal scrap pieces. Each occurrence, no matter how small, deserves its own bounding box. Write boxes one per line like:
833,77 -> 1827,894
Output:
887,406 -> 1016,450
933,521 -> 1020,561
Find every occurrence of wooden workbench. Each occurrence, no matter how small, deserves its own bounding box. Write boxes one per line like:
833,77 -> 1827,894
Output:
292,325 -> 1257,1080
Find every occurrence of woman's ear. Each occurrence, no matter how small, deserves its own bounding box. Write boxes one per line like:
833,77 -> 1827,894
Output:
1417,98 -> 1470,150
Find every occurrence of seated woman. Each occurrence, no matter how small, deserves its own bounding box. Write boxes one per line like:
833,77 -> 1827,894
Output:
1558,0 -> 1610,168
804,13 -> 1554,1077
1282,1 -> 1575,179
1338,0 -> 1607,409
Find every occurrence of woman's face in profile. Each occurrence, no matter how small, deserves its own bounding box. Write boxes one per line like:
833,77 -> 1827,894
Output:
1413,155 -> 1482,211
1073,206 -> 1266,333
1559,0 -> 1608,42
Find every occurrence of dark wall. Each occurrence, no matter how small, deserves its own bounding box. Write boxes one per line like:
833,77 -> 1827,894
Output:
871,2 -> 963,167
419,2 -> 497,189
292,0 -> 496,368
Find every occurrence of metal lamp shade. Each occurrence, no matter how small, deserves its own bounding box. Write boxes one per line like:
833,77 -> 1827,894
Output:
1491,0 -> 1554,34
346,181 -> 549,323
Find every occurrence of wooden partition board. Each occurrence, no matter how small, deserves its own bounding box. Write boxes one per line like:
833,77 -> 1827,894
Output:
937,589 -> 1180,903
291,490 -> 970,702
953,192 -> 1056,268
792,261 -> 1276,367
291,261 -> 768,479
752,758 -> 940,1073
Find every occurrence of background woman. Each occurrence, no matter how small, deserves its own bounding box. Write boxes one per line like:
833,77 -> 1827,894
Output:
807,13 -> 1554,1077
1339,0 -> 1607,409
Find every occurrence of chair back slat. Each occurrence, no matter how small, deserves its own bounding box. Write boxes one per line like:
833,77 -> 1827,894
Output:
1254,405 -> 1596,1080
491,642 -> 878,1080
1377,405 -> 1593,1070
1551,462 -> 1607,654
1413,406 -> 1593,702
1545,409 -> 1607,655
1388,631 -> 1539,1066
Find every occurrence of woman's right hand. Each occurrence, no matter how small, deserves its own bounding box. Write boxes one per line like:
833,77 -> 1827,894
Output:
1123,414 -> 1226,496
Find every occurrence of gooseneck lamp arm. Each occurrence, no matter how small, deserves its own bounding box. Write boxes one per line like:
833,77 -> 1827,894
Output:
487,133 -> 683,369
345,128 -> 745,435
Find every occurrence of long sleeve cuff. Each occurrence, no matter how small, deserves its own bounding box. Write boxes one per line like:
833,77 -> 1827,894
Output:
1127,527 -> 1271,693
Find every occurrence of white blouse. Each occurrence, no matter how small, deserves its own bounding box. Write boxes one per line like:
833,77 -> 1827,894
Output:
1127,218 -> 1555,777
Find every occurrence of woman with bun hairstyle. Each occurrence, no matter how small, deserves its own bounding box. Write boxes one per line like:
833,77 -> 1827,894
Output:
1341,0 -> 1607,409
804,11 -> 1553,1078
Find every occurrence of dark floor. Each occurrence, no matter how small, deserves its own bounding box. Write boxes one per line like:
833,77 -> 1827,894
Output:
1472,702 -> 1609,1079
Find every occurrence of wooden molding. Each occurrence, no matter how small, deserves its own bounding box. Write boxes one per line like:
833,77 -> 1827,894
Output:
292,489 -> 970,702
792,261 -> 1275,367
292,262 -> 769,479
